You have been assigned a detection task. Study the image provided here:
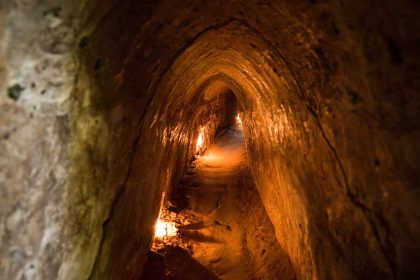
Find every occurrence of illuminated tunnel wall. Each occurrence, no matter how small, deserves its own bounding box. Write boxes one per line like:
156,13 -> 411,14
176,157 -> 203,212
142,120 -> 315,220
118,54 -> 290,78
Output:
0,0 -> 418,280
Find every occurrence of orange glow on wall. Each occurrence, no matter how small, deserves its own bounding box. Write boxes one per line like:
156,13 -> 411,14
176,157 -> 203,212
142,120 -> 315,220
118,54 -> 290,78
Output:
196,127 -> 204,152
236,113 -> 242,125
154,218 -> 178,239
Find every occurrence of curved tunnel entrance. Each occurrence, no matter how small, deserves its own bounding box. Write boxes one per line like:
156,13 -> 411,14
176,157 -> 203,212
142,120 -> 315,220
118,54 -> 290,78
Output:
79,13 -> 417,280
1,1 -> 418,280
141,88 -> 296,279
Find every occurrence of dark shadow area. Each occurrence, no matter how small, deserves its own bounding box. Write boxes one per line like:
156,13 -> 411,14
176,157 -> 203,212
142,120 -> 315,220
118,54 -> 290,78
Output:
140,246 -> 219,280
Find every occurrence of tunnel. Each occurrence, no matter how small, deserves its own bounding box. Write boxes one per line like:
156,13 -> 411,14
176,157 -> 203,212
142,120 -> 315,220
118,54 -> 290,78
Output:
0,0 -> 419,279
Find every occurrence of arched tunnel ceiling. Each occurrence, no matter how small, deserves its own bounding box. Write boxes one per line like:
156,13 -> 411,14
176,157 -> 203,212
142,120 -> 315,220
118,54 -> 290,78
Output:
0,0 -> 418,279
148,21 -> 315,278
80,1 -> 418,278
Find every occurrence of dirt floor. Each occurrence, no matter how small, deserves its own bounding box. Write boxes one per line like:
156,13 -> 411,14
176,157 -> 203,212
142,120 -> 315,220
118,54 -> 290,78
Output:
140,126 -> 296,280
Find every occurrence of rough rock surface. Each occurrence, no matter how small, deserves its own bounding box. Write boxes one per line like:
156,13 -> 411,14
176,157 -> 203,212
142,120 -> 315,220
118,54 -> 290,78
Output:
0,1 -> 79,279
0,0 -> 419,280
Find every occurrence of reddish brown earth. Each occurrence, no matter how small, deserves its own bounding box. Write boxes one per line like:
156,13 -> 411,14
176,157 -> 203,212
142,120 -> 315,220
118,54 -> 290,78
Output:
1,1 -> 418,279
141,126 -> 296,280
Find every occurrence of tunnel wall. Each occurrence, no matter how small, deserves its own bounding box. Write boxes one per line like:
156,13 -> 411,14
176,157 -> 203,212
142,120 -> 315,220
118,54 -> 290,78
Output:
81,67 -> 237,279
0,0 -> 419,280
0,1 -> 80,278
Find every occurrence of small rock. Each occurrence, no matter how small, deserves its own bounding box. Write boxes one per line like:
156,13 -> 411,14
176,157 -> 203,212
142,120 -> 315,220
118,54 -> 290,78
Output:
7,84 -> 25,101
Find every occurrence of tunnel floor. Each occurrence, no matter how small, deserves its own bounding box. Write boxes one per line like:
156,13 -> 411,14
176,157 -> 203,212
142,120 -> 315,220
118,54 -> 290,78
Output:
140,126 -> 296,280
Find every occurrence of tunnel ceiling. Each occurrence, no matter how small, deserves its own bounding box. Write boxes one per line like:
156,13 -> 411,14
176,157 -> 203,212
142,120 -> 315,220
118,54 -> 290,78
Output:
0,0 -> 419,280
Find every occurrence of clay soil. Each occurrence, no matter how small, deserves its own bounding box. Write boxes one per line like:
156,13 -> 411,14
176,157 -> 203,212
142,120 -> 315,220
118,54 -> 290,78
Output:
141,126 -> 295,280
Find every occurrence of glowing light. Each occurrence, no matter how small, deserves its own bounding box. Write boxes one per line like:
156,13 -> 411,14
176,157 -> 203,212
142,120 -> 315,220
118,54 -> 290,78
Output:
236,113 -> 242,125
154,218 -> 177,238
196,127 -> 204,152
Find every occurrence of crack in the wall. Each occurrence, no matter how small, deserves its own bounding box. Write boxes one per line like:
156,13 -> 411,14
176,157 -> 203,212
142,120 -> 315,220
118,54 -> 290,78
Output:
235,18 -> 398,279
307,105 -> 397,279
222,17 -> 397,280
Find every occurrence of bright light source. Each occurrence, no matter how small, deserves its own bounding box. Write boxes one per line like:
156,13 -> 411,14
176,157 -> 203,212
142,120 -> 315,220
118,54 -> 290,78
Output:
155,218 -> 177,239
236,113 -> 242,125
196,127 -> 204,152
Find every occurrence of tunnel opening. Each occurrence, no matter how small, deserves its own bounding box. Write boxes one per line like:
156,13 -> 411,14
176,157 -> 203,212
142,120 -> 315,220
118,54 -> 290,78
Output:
151,85 -> 240,248
134,79 -> 297,279
73,14 -> 418,279
1,1 -> 418,280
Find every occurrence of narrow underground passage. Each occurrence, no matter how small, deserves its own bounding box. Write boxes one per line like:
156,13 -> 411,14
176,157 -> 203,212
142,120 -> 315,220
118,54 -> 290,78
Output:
1,1 -> 418,280
141,112 -> 296,280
